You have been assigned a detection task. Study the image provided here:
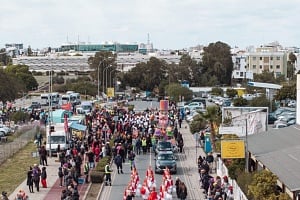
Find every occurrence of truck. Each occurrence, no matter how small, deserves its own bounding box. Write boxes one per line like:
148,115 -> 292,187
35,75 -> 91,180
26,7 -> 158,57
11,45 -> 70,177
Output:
45,123 -> 70,155
80,101 -> 93,114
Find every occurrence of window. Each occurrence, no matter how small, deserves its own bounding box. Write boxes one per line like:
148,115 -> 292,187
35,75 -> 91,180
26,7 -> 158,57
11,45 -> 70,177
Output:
252,57 -> 256,61
253,65 -> 256,69
270,65 -> 273,69
276,65 -> 280,69
260,65 -> 262,69
240,72 -> 244,77
276,56 -> 280,60
270,56 -> 273,60
260,57 -> 262,60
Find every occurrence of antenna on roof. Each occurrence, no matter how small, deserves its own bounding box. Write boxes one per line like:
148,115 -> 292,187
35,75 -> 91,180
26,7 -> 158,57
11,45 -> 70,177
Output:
147,33 -> 150,45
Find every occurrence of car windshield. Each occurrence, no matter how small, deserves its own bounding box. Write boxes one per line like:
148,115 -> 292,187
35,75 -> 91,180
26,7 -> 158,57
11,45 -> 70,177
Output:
158,142 -> 171,149
49,136 -> 66,144
158,154 -> 174,160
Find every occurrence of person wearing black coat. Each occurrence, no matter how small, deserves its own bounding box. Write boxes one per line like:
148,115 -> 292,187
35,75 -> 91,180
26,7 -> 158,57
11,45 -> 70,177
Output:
26,166 -> 34,193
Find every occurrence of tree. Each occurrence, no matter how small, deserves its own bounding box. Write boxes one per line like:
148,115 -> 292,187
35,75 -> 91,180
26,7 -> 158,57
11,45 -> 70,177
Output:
211,87 -> 223,96
199,106 -> 221,152
233,97 -> 248,107
249,95 -> 270,108
0,69 -> 21,102
226,88 -> 238,98
120,57 -> 167,93
165,83 -> 193,102
275,83 -> 296,101
0,49 -> 12,66
248,170 -> 279,200
88,51 -> 116,92
201,41 -> 233,86
287,52 -> 297,81
189,115 -> 207,134
5,65 -> 38,92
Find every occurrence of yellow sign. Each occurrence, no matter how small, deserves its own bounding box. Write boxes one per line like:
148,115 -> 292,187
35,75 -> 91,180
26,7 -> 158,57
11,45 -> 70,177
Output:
221,140 -> 245,159
107,88 -> 115,97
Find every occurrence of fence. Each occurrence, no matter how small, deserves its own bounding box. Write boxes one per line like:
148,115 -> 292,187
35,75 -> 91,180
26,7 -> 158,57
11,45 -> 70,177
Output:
0,123 -> 38,165
216,157 -> 248,200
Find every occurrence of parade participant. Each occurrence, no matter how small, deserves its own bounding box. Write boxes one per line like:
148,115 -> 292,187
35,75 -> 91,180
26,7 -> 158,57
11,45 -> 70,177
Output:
104,161 -> 113,186
140,180 -> 150,200
146,166 -> 154,179
148,187 -> 158,200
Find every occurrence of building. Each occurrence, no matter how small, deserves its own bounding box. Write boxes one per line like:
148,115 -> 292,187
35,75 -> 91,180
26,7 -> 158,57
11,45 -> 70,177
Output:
231,43 -> 288,81
13,55 -> 90,73
247,46 -> 287,78
231,51 -> 253,80
59,42 -> 139,53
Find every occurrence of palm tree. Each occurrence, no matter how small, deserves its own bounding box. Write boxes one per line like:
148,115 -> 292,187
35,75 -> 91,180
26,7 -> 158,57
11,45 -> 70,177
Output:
199,105 -> 221,152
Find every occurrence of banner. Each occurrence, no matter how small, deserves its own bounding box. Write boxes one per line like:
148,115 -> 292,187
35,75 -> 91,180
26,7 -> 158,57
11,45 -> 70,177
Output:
221,140 -> 245,159
107,87 -> 115,97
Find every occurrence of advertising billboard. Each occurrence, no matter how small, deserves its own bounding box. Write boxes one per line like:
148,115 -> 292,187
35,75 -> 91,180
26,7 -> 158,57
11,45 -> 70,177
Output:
221,140 -> 245,159
221,107 -> 268,136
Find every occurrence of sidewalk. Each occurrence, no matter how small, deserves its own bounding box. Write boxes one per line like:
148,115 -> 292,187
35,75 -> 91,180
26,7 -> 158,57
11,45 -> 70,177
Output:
177,120 -> 217,200
8,156 -> 89,200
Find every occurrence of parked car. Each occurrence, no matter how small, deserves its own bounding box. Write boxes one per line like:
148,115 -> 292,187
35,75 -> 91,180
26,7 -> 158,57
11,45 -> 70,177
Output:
287,100 -> 296,108
184,102 -> 204,110
273,123 -> 288,129
268,113 -> 277,124
155,151 -> 177,174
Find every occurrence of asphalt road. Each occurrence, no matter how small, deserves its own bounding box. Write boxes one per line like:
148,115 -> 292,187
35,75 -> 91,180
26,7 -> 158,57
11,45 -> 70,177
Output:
99,151 -> 189,200
128,100 -> 160,112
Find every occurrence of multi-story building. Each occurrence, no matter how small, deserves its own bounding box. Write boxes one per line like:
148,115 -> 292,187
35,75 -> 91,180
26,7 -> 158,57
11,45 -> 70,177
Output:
232,51 -> 253,80
13,55 -> 90,73
247,46 -> 287,78
232,43 -> 288,81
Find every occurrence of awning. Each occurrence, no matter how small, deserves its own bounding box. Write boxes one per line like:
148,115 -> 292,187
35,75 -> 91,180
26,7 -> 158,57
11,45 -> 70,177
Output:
69,122 -> 87,131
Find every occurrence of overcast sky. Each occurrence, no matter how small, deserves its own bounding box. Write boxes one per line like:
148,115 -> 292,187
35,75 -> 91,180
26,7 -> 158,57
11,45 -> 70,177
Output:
1,0 -> 299,50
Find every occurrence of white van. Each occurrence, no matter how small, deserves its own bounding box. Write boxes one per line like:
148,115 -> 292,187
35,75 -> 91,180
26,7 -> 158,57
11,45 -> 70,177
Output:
46,123 -> 70,154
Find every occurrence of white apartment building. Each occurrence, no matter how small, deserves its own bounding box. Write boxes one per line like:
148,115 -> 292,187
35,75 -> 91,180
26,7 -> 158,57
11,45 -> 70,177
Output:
232,51 -> 253,80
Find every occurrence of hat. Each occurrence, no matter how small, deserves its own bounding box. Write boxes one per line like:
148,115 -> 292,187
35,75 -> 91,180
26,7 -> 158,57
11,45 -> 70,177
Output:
34,164 -> 38,167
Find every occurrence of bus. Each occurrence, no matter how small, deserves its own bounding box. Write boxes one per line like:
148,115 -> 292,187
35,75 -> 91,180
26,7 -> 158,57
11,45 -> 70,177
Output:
61,94 -> 71,105
40,93 -> 51,106
70,93 -> 81,105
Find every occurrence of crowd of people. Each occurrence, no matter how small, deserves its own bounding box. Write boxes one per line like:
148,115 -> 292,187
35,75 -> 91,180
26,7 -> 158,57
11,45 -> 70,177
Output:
198,155 -> 234,200
122,165 -> 188,200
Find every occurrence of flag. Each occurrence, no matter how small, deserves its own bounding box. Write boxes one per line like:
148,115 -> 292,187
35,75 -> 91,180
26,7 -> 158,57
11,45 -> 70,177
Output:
61,103 -> 72,110
64,114 -> 68,133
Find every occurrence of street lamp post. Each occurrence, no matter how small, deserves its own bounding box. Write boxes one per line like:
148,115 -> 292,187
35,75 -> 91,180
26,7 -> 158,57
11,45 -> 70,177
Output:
102,64 -> 113,96
109,69 -> 116,88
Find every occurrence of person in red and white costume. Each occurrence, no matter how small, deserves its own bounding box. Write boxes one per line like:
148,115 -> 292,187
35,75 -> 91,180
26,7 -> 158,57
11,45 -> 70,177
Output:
148,186 -> 159,200
141,179 -> 150,200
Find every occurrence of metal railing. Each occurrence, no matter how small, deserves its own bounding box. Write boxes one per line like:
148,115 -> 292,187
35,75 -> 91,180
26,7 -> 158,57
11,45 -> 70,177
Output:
0,123 -> 38,165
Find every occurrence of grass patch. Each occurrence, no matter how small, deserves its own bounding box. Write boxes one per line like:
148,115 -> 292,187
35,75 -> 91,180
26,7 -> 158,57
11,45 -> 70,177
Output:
0,140 -> 39,195
85,183 -> 101,199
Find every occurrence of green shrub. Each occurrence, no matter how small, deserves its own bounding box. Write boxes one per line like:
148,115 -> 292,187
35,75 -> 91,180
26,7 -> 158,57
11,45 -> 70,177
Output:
95,156 -> 111,172
90,171 -> 105,183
